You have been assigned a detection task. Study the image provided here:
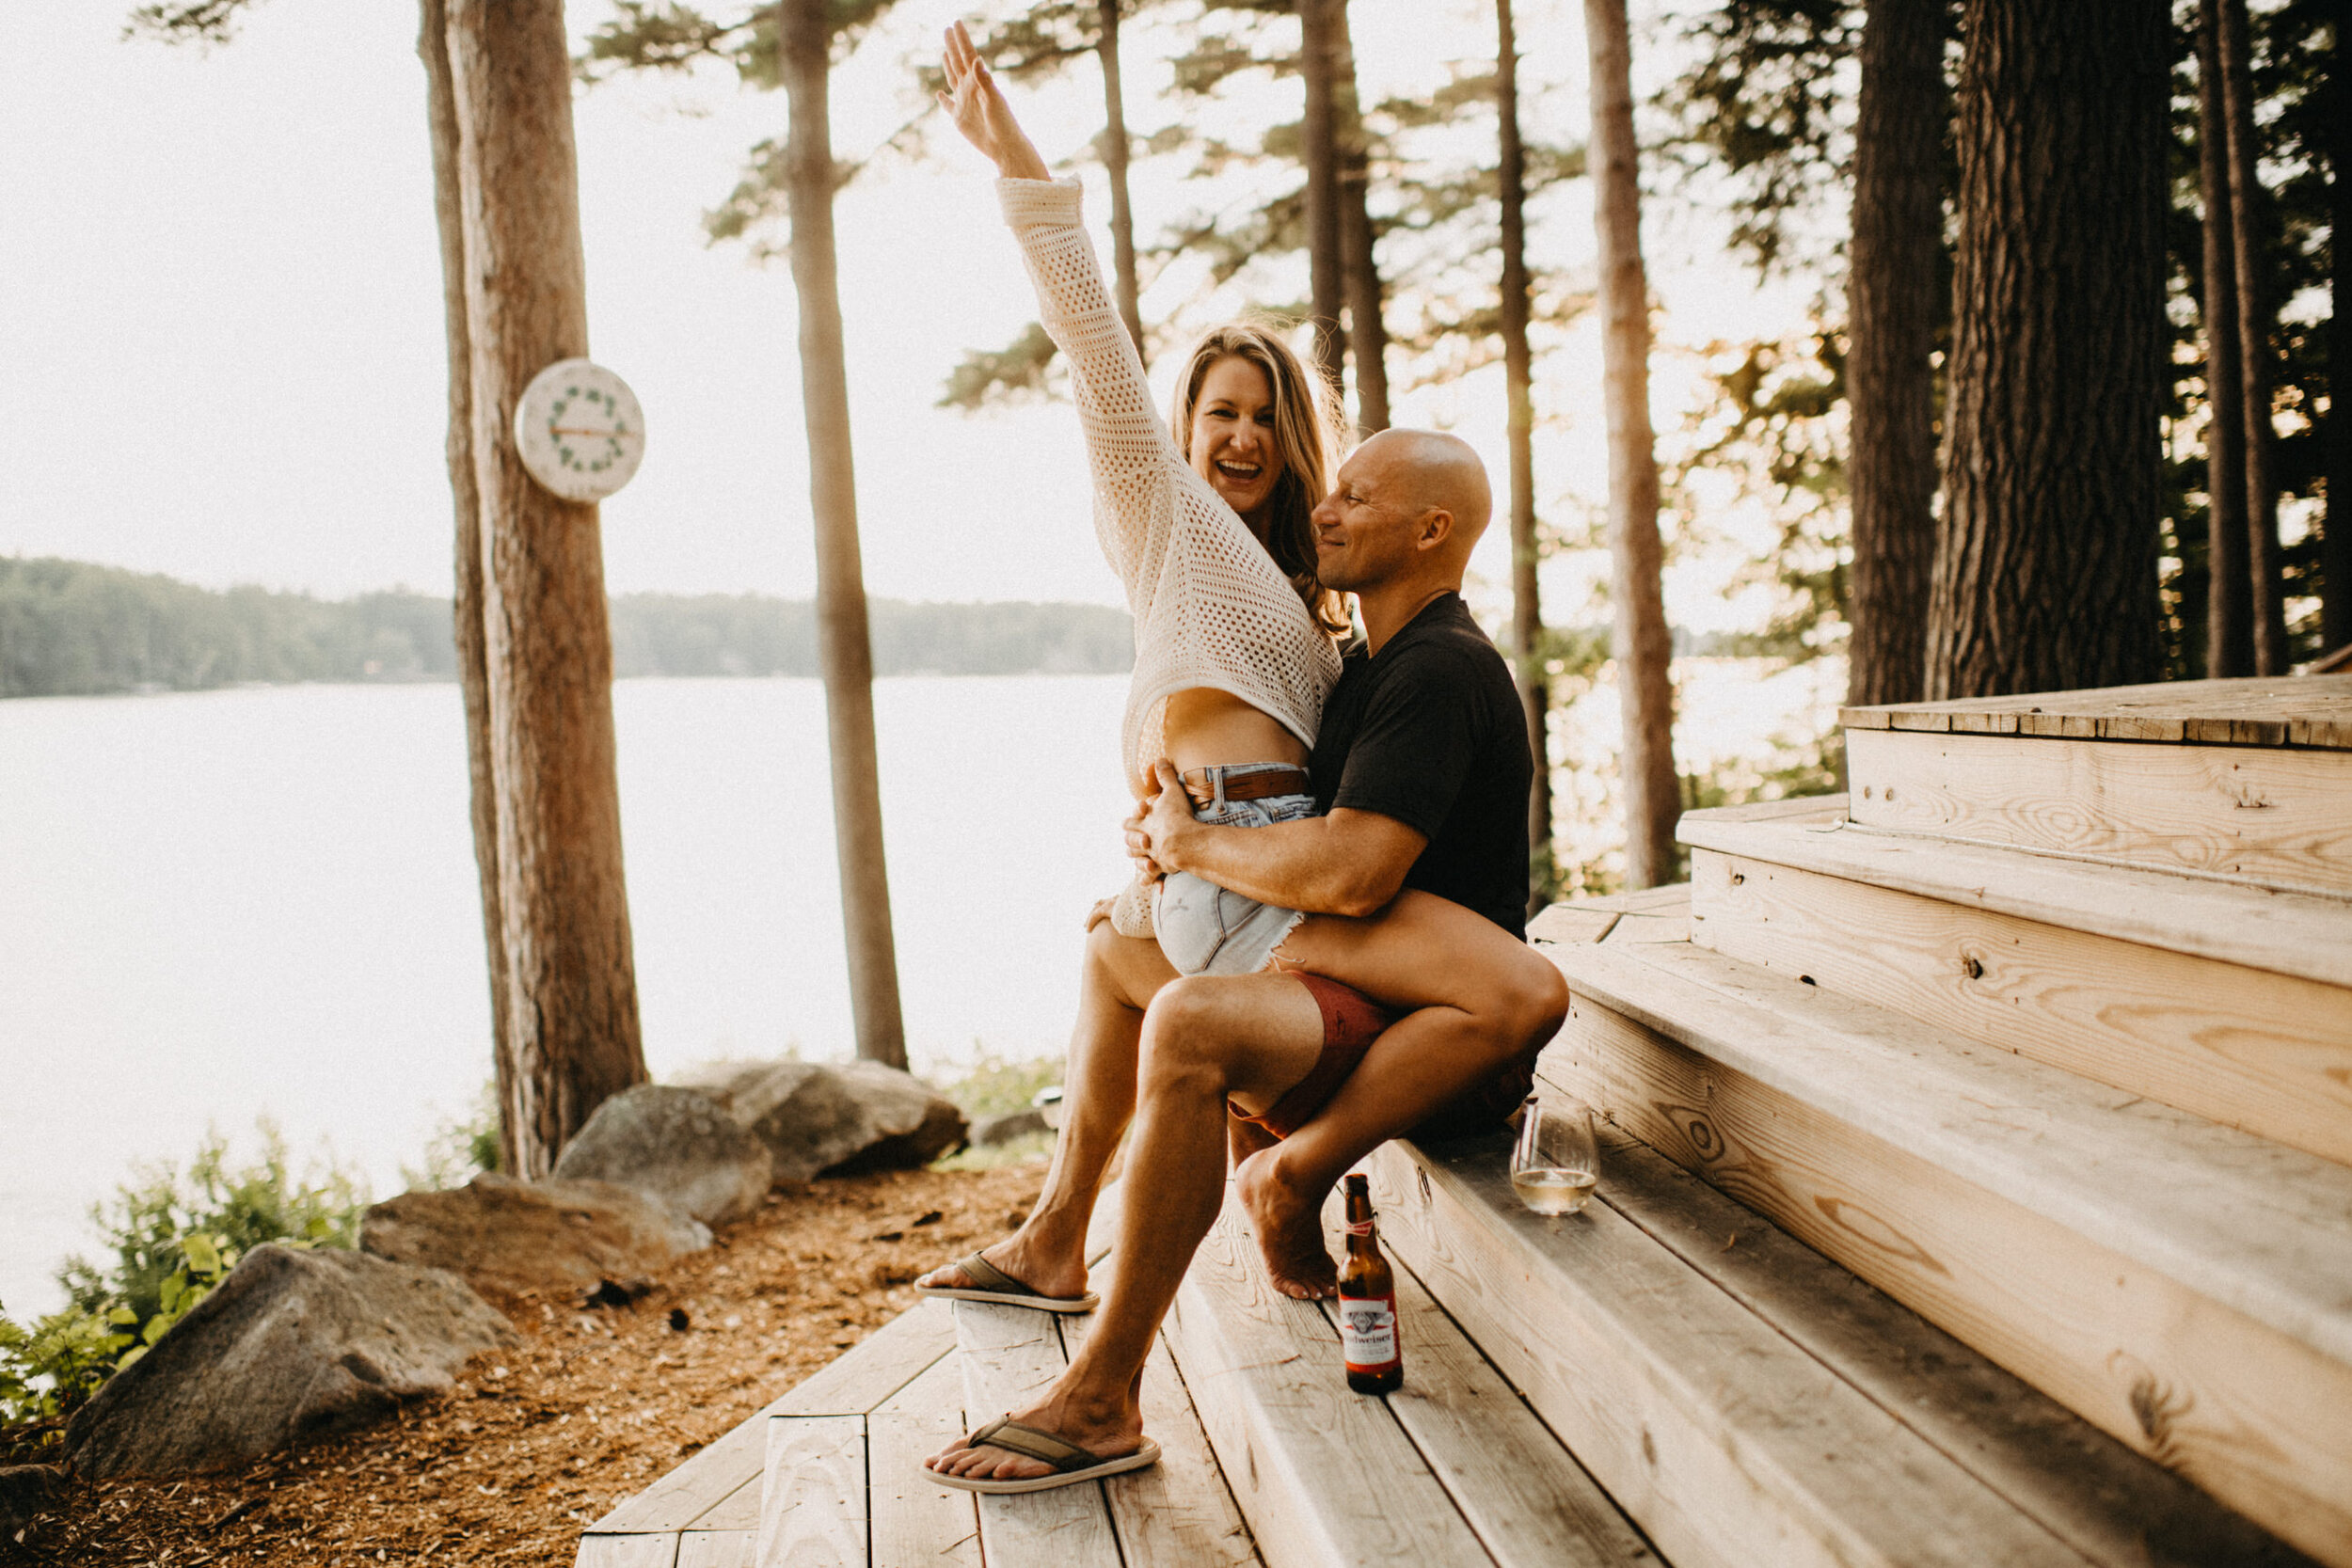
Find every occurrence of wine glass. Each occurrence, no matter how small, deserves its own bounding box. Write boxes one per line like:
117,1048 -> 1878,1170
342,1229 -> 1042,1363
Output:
1511,1096 -> 1599,1216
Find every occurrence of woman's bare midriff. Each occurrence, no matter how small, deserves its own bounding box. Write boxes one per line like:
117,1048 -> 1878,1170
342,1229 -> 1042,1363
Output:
1156,687 -> 1309,787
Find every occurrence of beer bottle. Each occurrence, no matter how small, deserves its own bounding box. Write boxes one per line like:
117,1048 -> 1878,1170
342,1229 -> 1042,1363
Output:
1337,1174 -> 1402,1393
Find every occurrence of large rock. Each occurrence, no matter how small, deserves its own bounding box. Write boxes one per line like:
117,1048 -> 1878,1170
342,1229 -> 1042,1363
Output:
550,1085 -> 770,1225
0,1465 -> 66,1541
678,1059 -> 968,1182
64,1244 -> 513,1479
359,1172 -> 710,1300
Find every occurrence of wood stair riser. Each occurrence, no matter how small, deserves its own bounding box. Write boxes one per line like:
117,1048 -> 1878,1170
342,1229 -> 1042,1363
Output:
1358,1143 -> 2086,1568
1686,848 -> 2352,1167
1844,728 -> 2352,896
1543,996 -> 2352,1567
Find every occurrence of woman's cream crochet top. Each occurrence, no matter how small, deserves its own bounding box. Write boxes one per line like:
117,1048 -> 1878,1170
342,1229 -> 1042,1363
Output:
999,178 -> 1342,795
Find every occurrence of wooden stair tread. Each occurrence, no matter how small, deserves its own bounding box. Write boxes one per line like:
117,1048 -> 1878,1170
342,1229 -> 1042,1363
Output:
1676,805 -> 2352,989
1840,674 -> 2352,749
1546,936 -> 2352,1365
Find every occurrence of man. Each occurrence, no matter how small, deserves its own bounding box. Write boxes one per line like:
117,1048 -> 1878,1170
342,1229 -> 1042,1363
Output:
920,427 -> 1563,1490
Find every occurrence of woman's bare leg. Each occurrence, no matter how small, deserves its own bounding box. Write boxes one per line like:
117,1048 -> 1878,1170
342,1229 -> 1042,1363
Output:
1237,892 -> 1566,1297
915,920 -> 1177,1300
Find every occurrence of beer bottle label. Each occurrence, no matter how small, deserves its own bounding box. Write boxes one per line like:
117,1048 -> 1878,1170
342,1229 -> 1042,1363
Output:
1340,1291 -> 1398,1370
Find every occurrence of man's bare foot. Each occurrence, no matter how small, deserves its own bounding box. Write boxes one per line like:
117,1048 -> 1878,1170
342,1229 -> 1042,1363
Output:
1234,1145 -> 1337,1300
924,1381 -> 1144,1482
913,1230 -> 1089,1302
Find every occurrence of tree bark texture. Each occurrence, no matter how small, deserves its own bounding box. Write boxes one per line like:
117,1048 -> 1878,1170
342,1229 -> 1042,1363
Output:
2326,11 -> 2351,657
1582,0 -> 1679,888
2197,0 -> 2252,677
1095,0 -> 1146,362
1929,0 -> 2168,700
1843,0 -> 1945,708
1332,1 -> 1389,433
784,0 -> 908,1071
445,0 -> 647,1176
2217,0 -> 2288,673
1296,0 -> 1347,394
1497,0 -> 1549,906
420,0 -> 516,1171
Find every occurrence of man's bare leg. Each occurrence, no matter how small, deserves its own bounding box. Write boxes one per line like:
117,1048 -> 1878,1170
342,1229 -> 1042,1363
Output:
927,973 -> 1323,1481
1238,891 -> 1567,1299
915,921 -> 1176,1301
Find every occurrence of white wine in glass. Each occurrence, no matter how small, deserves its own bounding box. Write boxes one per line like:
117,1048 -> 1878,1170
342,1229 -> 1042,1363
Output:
1511,1096 -> 1598,1216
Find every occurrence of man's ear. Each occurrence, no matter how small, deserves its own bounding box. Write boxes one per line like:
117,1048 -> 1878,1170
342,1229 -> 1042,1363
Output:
1414,506 -> 1455,552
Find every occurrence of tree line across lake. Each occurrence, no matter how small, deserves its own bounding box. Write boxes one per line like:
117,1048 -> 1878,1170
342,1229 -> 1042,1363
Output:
0,556 -> 1135,698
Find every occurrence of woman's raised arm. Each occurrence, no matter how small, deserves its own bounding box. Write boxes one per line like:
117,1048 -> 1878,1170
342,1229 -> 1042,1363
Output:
937,23 -> 1050,182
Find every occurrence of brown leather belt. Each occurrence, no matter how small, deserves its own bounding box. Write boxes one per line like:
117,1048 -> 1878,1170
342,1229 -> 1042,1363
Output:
1182,766 -> 1311,811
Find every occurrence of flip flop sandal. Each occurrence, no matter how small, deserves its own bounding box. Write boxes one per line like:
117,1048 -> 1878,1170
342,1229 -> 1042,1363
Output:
930,1417 -> 1161,1494
914,1252 -> 1100,1313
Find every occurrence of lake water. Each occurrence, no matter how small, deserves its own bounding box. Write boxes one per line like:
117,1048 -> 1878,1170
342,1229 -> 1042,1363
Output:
0,658 -> 1840,1321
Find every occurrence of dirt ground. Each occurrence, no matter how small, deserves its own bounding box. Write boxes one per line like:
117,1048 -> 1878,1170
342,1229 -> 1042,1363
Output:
7,1161 -> 1048,1567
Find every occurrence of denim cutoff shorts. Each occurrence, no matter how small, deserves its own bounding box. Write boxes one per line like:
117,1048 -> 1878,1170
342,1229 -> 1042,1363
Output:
1153,762 -> 1319,977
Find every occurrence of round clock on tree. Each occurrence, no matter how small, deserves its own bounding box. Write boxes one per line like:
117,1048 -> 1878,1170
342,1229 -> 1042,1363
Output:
513,358 -> 646,504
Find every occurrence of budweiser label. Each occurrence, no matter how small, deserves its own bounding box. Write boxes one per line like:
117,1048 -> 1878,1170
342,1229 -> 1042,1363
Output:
1341,1291 -> 1399,1368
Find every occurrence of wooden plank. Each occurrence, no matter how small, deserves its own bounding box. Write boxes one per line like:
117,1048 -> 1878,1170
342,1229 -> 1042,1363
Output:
575,1534 -> 680,1568
1529,905 -> 1618,945
772,1298 -> 961,1418
1543,978 -> 2352,1568
1675,809 -> 2352,990
1844,727 -> 2352,895
1314,1245 -> 1655,1566
1575,1120 -> 2316,1568
675,1533 -> 753,1568
1600,911 -> 1690,945
1160,1192 -> 1491,1568
1059,1284 -> 1263,1568
1359,1139 -> 2084,1568
953,1300 -> 1123,1567
1842,675 -> 2352,750
867,1357 -> 981,1568
1688,847 -> 2352,1166
755,1416 -> 866,1568
1551,938 -> 2352,1362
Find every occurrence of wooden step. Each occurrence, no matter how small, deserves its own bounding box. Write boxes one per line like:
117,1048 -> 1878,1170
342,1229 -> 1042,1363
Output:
1842,674 -> 2352,895
1539,933 -> 2352,1566
1677,809 -> 2352,1167
1365,1128 -> 2315,1568
1159,1188 -> 1655,1568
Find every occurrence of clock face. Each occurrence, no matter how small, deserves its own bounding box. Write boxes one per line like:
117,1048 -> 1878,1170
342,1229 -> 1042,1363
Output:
513,358 -> 645,505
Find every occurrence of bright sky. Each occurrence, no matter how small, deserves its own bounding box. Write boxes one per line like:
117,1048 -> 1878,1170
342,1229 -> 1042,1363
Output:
2,0 -> 1821,628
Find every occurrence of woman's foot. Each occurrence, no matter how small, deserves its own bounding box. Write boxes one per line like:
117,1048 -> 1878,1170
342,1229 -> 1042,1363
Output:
1234,1145 -> 1337,1300
925,1384 -> 1145,1484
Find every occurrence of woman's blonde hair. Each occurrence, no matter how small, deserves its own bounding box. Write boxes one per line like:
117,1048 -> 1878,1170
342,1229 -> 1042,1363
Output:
1169,323 -> 1351,637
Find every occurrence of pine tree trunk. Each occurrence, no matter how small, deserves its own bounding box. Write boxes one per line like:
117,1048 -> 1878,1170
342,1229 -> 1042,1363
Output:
1928,0 -> 2168,700
1332,1 -> 1389,433
1497,0 -> 1548,909
1844,0 -> 1944,708
1096,0 -> 1145,363
2217,0 -> 2287,673
1582,0 -> 1679,888
783,0 -> 908,1071
2198,0 -> 2253,677
2326,13 -> 2352,657
1296,0 -> 1347,392
445,0 -> 647,1176
420,0 -> 515,1171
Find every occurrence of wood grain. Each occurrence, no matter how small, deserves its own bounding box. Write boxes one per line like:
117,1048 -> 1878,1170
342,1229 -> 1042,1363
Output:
1159,1194 -> 1490,1568
771,1299 -> 959,1418
866,1358 -> 981,1568
1841,673 -> 2352,749
1358,1140 -> 2079,1568
574,1533 -> 680,1568
952,1300 -> 1123,1568
1689,848 -> 2352,1166
675,1532 -> 752,1568
1547,990 -> 2352,1567
755,1416 -> 866,1568
1845,727 -> 2352,894
1570,1122 -> 2312,1568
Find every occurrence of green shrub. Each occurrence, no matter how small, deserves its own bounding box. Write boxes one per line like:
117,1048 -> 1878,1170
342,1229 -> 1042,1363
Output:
937,1052 -> 1063,1122
401,1083 -> 503,1192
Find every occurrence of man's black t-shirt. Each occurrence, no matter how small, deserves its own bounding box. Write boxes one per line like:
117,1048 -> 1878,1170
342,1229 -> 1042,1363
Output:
1307,593 -> 1532,938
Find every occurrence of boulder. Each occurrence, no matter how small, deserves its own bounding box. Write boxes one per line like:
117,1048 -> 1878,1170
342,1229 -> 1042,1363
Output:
971,1107 -> 1052,1147
0,1465 -> 65,1542
677,1060 -> 968,1182
359,1172 -> 710,1300
550,1085 -> 770,1225
64,1244 -> 513,1479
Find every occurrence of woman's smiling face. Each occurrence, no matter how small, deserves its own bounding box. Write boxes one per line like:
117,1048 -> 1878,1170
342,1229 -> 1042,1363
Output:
1188,355 -> 1284,527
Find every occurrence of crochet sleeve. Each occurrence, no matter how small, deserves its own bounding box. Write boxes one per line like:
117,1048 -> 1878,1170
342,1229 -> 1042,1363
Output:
997,177 -> 1179,605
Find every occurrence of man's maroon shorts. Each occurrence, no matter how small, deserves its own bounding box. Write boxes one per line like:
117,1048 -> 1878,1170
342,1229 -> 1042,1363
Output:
1226,973 -> 1534,1142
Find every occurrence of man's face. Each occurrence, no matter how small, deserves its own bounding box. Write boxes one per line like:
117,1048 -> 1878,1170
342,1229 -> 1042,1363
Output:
1311,449 -> 1418,594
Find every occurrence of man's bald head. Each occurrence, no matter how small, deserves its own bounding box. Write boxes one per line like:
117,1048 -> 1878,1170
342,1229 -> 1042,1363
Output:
1354,429 -> 1493,554
1311,429 -> 1495,597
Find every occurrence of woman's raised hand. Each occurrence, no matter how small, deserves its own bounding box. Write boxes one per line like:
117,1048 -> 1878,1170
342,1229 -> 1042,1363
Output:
937,22 -> 1051,182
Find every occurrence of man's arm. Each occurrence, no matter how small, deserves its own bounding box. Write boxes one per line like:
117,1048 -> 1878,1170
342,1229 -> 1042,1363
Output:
1129,761 -> 1427,919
